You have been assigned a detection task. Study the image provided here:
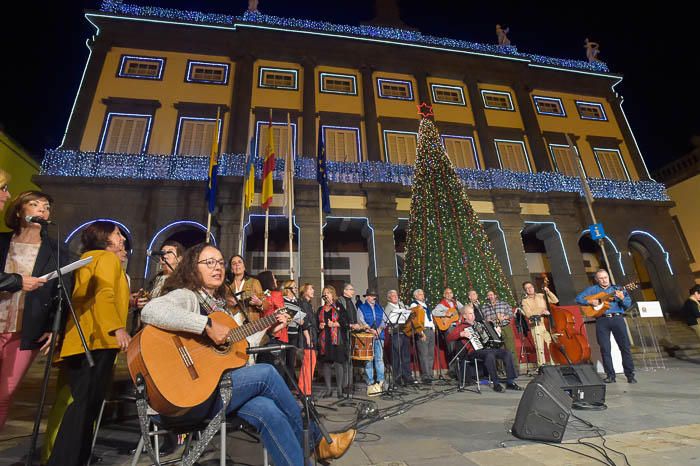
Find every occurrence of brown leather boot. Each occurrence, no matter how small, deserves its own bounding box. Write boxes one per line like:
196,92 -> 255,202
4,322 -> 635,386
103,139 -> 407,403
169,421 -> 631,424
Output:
316,428 -> 357,461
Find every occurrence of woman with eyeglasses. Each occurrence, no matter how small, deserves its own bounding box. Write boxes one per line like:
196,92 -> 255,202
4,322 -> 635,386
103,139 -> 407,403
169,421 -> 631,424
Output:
48,221 -> 131,466
298,283 -> 318,396
317,285 -> 348,399
140,243 -> 356,465
1,188 -> 67,431
282,280 -> 301,385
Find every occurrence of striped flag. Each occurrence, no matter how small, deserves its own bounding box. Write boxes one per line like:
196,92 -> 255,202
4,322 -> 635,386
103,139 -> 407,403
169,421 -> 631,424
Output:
317,125 -> 331,213
282,114 -> 295,219
206,110 -> 221,214
261,119 -> 275,210
243,148 -> 255,209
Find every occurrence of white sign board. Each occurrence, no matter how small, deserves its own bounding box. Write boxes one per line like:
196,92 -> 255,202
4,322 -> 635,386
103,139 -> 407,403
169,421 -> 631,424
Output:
636,301 -> 663,318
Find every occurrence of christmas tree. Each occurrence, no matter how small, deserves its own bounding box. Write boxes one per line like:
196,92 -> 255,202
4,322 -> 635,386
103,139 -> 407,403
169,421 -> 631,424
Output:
399,111 -> 514,307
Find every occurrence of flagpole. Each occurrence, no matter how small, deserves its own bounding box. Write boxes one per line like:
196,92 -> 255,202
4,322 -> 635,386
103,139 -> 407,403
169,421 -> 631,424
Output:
287,113 -> 295,280
319,183 -> 325,290
567,133 -> 615,284
206,107 -> 221,244
263,108 -> 273,271
238,135 -> 253,255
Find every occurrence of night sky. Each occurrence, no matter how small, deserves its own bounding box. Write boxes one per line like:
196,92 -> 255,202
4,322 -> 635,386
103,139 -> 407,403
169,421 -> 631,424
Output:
2,1 -> 696,173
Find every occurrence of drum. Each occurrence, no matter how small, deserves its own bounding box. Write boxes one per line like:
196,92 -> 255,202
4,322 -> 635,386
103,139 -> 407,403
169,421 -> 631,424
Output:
351,332 -> 375,361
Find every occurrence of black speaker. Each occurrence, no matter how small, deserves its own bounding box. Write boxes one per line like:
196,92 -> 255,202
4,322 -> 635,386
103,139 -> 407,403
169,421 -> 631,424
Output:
512,376 -> 572,442
538,364 -> 606,405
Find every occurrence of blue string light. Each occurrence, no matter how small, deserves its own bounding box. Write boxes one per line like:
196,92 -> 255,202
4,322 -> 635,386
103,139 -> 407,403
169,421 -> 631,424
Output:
41,149 -> 667,202
99,1 -> 609,73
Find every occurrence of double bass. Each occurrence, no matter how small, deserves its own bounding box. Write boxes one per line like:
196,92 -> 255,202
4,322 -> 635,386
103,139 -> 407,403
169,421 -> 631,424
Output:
542,275 -> 591,364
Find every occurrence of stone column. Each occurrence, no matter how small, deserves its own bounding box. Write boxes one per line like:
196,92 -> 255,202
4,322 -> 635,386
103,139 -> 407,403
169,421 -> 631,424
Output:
360,66 -> 381,161
230,54 -> 254,154
364,184 -> 400,299
513,83 -> 550,172
294,181 -> 323,298
492,194 -> 530,297
463,78 -> 499,169
302,58 -> 317,156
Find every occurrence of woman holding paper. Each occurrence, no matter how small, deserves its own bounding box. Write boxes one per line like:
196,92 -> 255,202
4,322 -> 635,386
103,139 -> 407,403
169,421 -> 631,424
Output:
0,189 -> 68,430
48,221 -> 130,466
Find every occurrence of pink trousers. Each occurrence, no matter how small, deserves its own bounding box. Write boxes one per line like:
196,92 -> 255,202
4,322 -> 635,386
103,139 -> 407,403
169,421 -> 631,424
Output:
0,332 -> 38,430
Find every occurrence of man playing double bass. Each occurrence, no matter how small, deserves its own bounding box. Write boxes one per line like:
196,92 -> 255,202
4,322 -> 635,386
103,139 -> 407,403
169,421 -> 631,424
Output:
576,269 -> 636,384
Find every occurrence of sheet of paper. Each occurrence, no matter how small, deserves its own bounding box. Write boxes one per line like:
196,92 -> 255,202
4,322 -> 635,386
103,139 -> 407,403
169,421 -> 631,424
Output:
39,256 -> 93,281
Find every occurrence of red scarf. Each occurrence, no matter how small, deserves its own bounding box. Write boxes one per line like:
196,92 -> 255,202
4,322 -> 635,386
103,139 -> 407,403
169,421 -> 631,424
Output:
319,304 -> 339,354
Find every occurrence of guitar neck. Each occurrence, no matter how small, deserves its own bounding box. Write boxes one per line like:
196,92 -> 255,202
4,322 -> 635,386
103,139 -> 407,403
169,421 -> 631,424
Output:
228,313 -> 278,342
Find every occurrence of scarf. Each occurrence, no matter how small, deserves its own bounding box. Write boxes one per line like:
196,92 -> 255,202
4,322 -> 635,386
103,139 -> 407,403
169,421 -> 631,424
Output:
319,304 -> 339,354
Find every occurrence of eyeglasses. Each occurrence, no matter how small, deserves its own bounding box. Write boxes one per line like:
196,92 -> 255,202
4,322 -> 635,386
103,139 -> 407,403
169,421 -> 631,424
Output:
198,258 -> 225,269
0,185 -> 8,192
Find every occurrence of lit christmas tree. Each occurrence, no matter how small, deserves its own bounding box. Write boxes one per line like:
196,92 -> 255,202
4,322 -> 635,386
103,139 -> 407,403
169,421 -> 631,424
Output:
399,109 -> 514,306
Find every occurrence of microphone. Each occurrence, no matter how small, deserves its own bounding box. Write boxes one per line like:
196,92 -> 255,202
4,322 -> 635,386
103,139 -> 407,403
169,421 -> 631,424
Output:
147,250 -> 167,257
246,344 -> 296,354
25,216 -> 54,225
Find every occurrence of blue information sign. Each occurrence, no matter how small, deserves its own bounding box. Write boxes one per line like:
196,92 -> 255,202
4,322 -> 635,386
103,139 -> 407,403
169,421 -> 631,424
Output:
589,223 -> 606,240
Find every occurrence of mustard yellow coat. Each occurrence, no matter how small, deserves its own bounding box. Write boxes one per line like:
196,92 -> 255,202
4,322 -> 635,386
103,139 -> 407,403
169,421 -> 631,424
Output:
59,250 -> 129,359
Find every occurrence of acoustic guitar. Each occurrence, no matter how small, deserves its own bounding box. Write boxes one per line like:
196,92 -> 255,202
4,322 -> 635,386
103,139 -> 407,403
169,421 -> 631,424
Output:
434,300 -> 460,331
127,307 -> 292,416
580,281 -> 639,318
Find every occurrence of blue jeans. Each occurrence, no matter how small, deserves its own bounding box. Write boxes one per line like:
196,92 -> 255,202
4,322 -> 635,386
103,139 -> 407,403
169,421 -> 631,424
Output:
364,338 -> 385,383
212,364 -> 322,466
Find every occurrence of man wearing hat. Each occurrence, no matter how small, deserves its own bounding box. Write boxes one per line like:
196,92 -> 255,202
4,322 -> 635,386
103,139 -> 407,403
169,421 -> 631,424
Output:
358,289 -> 386,395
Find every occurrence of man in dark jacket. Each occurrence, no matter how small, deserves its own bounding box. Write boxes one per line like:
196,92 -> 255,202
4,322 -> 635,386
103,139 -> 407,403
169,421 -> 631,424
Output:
683,285 -> 700,340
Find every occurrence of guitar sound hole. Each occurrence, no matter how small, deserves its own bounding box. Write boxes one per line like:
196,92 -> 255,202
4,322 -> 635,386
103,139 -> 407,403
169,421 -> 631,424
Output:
212,340 -> 232,354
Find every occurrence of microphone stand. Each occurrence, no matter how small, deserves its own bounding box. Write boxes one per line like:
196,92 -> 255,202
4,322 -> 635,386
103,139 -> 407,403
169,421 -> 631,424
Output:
27,223 -> 93,466
381,305 -> 409,398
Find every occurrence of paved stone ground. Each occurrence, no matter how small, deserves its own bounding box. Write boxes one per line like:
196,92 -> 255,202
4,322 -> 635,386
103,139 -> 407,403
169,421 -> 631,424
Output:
1,355 -> 700,465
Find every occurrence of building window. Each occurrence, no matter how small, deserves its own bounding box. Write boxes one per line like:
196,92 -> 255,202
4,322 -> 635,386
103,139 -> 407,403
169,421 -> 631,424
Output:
174,117 -> 220,156
481,90 -> 514,110
99,113 -> 152,154
377,78 -> 414,100
494,140 -> 531,173
320,73 -> 357,95
431,84 -> 466,106
255,122 -> 297,158
575,101 -> 607,121
442,136 -> 479,169
533,96 -> 566,116
186,60 -> 229,85
118,55 -> 165,80
323,127 -> 361,162
549,144 -> 581,177
384,131 -> 418,164
594,148 -> 629,180
259,67 -> 298,90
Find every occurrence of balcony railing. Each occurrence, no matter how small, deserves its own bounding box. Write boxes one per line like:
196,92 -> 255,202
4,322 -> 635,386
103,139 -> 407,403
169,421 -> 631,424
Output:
40,150 -> 668,202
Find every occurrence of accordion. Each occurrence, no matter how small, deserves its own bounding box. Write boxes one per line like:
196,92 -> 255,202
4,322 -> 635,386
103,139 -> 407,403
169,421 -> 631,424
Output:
472,321 -> 504,349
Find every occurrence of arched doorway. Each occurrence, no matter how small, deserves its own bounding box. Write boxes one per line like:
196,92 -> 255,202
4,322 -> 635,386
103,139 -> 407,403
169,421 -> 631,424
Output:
322,217 -> 373,297
578,231 -> 626,284
241,214 -> 299,281
64,218 -> 133,258
628,230 -> 676,313
144,220 -> 215,279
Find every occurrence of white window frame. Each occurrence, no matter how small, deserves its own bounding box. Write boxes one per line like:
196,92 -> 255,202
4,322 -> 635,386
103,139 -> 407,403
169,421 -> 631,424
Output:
319,72 -> 358,95
118,55 -> 165,80
481,90 -> 515,111
533,96 -> 566,117
593,148 -> 630,180
259,67 -> 299,90
548,144 -> 585,177
186,60 -> 230,85
98,112 -> 153,153
173,117 -> 221,156
377,78 -> 414,101
322,126 -> 362,162
575,100 -> 608,121
383,130 -> 418,165
441,135 -> 479,169
430,84 -> 466,106
254,121 -> 298,158
494,139 -> 532,173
